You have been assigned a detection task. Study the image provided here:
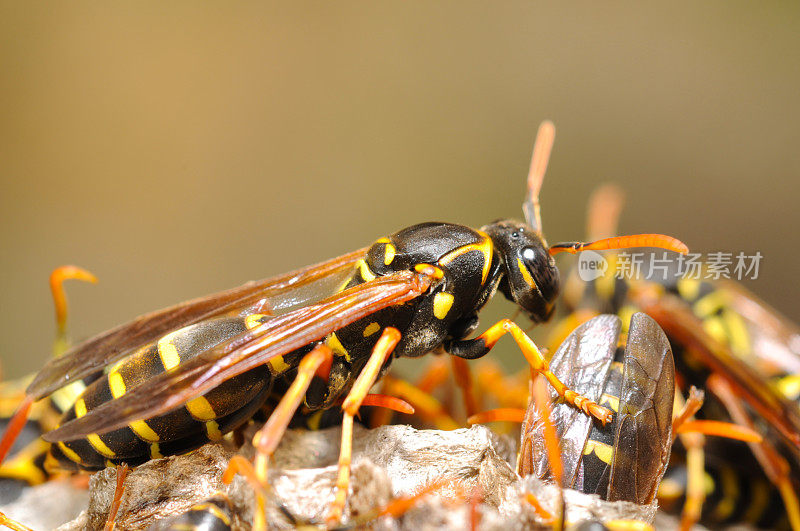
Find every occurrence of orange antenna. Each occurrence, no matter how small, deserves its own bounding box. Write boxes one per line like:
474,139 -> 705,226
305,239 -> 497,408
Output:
549,234 -> 689,256
523,120 -> 555,233
586,184 -> 626,241
50,265 -> 98,337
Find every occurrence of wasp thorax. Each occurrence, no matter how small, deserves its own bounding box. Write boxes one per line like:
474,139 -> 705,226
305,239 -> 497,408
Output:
482,219 -> 560,323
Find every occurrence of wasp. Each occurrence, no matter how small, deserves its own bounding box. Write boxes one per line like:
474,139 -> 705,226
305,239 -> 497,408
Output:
0,121 -> 688,528
519,312 -> 675,508
554,184 -> 800,529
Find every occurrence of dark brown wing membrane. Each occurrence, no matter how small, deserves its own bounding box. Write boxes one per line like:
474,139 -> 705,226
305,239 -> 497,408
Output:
519,314 -> 620,482
44,270 -> 431,442
638,293 -> 800,455
608,312 -> 674,505
719,280 -> 800,375
28,248 -> 367,400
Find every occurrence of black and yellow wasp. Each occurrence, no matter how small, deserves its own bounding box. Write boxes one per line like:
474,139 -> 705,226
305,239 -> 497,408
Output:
0,122 -> 687,528
519,312 -> 675,508
556,184 -> 800,529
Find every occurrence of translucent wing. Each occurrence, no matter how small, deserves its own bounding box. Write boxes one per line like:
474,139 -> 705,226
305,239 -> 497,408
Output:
639,293 -> 800,457
520,314 -> 619,484
719,280 -> 800,375
608,312 -> 674,504
44,270 -> 431,442
28,248 -> 367,400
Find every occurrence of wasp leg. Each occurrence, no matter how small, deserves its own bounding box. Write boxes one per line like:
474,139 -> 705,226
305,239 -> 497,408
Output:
104,463 -> 130,531
381,376 -> 459,430
448,320 -> 613,424
326,328 -> 401,526
238,344 -> 333,531
451,357 -> 479,419
0,512 -> 34,531
0,397 -> 34,466
416,357 -> 450,394
707,374 -> 800,531
468,408 -> 526,425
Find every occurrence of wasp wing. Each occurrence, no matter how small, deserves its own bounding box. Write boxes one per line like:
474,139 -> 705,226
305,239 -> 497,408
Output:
28,248 -> 367,400
639,293 -> 800,456
44,270 -> 431,442
520,314 -> 619,485
719,280 -> 800,375
608,312 -> 674,505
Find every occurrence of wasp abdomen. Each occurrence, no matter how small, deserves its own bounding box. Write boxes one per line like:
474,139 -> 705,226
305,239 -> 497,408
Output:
49,316 -> 275,471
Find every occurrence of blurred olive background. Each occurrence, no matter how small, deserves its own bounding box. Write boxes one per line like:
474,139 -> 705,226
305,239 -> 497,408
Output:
1,3 -> 798,378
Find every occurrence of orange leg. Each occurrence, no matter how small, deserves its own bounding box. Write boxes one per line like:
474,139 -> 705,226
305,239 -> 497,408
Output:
236,344 -> 333,531
451,357 -> 479,419
381,376 -> 459,430
708,374 -> 800,531
670,387 -> 706,531
104,463 -> 130,531
468,408 -> 526,425
416,357 -> 450,394
326,328 -> 401,526
0,512 -> 34,531
452,320 -> 612,424
0,397 -> 34,466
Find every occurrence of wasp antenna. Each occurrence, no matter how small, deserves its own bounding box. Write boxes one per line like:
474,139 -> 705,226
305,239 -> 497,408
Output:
548,234 -> 689,256
49,265 -> 98,343
523,120 -> 555,233
586,183 -> 626,241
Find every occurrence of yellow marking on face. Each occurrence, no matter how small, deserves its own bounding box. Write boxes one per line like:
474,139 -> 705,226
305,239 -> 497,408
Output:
268,355 -> 291,374
363,322 -> 381,337
357,259 -> 377,282
108,371 -> 126,399
600,392 -> 620,412
74,398 -> 88,418
149,443 -> 163,459
439,237 -> 493,284
244,313 -> 268,330
326,333 -> 350,362
582,439 -> 614,464
433,292 -> 454,320
130,420 -> 160,442
205,420 -> 222,440
677,277 -> 702,302
57,442 -> 82,464
158,331 -> 182,371
384,243 -> 396,266
375,237 -> 391,244
516,258 -> 536,288
87,434 -> 116,458
186,396 -> 216,421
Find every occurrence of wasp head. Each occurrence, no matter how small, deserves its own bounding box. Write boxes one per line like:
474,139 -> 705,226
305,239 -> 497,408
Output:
482,219 -> 560,323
